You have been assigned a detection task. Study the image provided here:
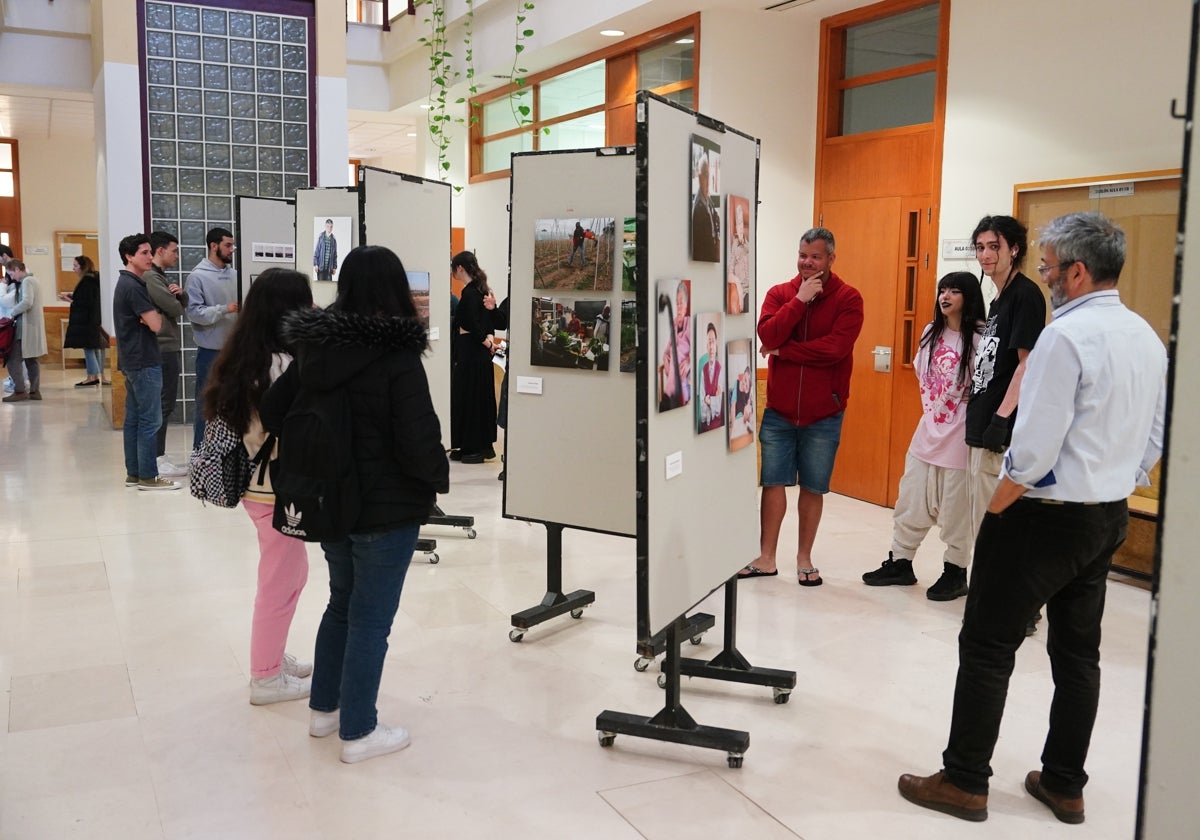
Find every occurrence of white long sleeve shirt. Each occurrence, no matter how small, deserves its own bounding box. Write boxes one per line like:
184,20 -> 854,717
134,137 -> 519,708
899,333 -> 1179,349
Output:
1003,289 -> 1166,503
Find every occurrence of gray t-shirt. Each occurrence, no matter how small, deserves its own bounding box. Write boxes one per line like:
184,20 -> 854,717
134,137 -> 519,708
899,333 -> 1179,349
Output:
113,269 -> 162,371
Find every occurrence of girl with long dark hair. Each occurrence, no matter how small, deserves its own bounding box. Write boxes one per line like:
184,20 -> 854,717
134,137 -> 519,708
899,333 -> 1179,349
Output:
262,245 -> 449,764
449,250 -> 501,463
861,271 -> 987,599
62,255 -> 110,386
203,268 -> 315,705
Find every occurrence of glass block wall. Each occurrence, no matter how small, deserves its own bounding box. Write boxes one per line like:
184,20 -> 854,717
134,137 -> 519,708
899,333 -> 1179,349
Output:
142,1 -> 314,426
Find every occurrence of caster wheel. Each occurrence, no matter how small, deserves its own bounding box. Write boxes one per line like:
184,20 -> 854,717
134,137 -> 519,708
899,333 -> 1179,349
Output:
690,635 -> 703,646
466,528 -> 477,539
727,754 -> 744,769
598,731 -> 616,747
570,608 -> 584,619
508,629 -> 525,643
773,688 -> 791,705
427,553 -> 440,565
656,674 -> 666,689
633,657 -> 651,672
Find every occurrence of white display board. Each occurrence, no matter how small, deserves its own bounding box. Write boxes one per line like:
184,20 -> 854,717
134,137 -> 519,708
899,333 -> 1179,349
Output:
294,187 -> 360,311
638,93 -> 760,641
358,166 -> 452,431
234,195 -> 295,301
504,149 -> 637,536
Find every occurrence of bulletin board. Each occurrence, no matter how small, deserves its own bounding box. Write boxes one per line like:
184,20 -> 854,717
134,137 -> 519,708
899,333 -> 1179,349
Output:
358,166 -> 453,431
294,186 -> 360,311
637,92 -> 760,641
233,195 -> 295,302
503,148 -> 637,536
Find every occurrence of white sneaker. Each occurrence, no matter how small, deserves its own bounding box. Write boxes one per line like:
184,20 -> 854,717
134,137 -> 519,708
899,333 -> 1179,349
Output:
310,709 -> 339,738
282,652 -> 313,678
340,724 -> 410,764
249,671 -> 311,705
156,456 -> 188,477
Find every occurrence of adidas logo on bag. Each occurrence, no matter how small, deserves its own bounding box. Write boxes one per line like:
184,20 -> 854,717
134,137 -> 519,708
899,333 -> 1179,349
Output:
284,503 -> 302,528
278,502 -> 307,537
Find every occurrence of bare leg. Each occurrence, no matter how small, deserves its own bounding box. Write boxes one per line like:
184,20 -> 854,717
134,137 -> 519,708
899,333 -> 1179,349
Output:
796,489 -> 824,571
746,485 -> 787,573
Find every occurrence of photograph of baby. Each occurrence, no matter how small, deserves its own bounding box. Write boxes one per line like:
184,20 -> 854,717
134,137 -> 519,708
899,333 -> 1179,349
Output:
726,195 -> 751,314
657,279 -> 692,412
689,135 -> 721,263
726,337 -> 755,452
695,312 -> 725,434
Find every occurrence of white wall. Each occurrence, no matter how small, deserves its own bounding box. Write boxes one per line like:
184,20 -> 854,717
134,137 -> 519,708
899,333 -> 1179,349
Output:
938,0 -> 1189,278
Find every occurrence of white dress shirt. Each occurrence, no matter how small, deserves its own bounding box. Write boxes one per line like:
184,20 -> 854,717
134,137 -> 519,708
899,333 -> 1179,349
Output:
1003,289 -> 1166,502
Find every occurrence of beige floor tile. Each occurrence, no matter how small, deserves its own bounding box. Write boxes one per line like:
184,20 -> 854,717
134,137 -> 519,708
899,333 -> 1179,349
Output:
17,561 -> 110,596
8,663 -> 136,732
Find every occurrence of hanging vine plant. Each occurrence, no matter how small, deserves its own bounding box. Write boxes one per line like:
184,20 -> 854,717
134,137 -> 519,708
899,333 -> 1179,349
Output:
416,0 -> 457,180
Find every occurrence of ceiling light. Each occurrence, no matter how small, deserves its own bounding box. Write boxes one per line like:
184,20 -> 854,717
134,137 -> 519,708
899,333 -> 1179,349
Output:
418,104 -> 431,110
675,38 -> 694,44
600,29 -> 624,37
407,132 -> 417,137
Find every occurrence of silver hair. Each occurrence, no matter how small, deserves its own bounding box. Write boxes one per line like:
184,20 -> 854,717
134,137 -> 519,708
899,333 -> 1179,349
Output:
800,227 -> 836,255
1038,212 -> 1125,284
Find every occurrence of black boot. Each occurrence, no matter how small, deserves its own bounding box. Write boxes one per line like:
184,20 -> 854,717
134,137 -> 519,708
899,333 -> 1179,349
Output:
926,562 -> 968,601
862,552 -> 917,586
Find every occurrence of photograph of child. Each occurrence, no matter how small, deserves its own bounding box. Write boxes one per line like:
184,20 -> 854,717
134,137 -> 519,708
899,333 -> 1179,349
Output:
695,312 -> 725,434
726,337 -> 755,452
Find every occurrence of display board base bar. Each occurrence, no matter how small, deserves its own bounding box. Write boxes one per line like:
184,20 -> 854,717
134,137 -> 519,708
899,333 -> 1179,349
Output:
510,589 -> 596,630
638,612 -> 715,658
425,503 -> 476,536
677,654 -> 796,690
595,710 -> 749,757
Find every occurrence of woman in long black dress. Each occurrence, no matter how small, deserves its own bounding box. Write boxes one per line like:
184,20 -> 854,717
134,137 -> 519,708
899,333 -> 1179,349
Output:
450,251 -> 499,463
61,255 -> 109,386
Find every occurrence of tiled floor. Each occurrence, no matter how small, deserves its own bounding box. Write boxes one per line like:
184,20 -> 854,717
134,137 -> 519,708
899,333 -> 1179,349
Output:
1,370 -> 1150,839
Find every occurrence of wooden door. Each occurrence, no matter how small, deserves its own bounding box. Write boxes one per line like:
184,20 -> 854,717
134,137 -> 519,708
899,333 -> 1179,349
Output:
54,231 -> 101,296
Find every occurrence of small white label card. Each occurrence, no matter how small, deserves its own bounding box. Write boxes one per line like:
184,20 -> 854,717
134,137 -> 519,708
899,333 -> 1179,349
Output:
665,450 -> 683,480
516,376 -> 543,395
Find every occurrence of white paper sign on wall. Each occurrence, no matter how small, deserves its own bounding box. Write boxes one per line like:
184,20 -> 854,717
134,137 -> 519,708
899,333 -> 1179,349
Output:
942,239 -> 975,260
1089,183 -> 1135,199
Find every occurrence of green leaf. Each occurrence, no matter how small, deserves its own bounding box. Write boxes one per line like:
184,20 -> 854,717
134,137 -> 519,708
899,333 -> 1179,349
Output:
517,105 -> 531,117
441,160 -> 451,171
523,29 -> 534,37
515,44 -> 524,53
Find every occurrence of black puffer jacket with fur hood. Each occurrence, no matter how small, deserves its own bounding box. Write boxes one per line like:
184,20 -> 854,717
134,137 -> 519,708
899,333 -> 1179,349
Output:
262,308 -> 449,532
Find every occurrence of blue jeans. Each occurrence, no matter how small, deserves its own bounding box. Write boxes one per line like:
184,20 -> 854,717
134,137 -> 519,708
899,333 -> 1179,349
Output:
84,348 -> 106,377
758,408 -> 844,493
193,347 -> 218,450
123,366 -> 163,479
311,523 -> 420,740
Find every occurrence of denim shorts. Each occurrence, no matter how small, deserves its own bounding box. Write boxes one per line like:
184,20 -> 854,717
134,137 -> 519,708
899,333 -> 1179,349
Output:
759,407 -> 844,493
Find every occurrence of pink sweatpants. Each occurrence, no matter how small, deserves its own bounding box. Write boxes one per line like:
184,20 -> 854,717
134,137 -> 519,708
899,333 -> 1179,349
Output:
243,499 -> 310,678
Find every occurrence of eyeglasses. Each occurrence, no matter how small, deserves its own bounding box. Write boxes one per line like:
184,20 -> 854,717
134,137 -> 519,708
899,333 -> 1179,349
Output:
1036,260 -> 1075,277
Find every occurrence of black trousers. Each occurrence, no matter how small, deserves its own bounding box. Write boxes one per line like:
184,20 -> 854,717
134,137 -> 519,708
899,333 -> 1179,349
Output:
942,497 -> 1128,798
157,349 -> 180,457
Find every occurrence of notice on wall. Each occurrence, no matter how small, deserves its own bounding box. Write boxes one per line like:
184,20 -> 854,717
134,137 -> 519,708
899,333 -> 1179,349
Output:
60,243 -> 82,257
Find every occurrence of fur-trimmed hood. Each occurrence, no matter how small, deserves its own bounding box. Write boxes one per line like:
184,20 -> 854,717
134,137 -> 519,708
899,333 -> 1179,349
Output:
280,307 -> 428,391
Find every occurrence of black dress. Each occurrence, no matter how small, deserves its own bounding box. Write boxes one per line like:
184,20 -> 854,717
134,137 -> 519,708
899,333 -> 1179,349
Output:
63,272 -> 107,349
450,283 -> 497,456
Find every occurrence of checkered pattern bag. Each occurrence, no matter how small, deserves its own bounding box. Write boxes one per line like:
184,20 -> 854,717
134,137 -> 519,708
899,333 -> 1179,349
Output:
189,413 -> 253,508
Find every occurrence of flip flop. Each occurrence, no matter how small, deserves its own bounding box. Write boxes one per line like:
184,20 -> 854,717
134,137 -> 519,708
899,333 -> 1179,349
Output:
738,564 -> 778,578
798,567 -> 823,587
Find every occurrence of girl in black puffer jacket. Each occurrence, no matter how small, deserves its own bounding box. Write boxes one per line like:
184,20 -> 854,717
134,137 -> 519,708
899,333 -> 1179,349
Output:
263,245 -> 449,764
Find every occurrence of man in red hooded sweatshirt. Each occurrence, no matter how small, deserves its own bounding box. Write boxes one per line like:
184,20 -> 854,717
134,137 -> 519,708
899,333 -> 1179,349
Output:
739,227 -> 864,587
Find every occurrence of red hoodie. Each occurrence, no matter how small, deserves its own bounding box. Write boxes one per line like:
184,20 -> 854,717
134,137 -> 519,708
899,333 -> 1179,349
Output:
757,270 -> 864,426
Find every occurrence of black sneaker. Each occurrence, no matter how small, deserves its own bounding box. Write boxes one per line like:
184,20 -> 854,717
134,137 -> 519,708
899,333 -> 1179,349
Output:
862,552 -> 917,586
926,563 -> 968,601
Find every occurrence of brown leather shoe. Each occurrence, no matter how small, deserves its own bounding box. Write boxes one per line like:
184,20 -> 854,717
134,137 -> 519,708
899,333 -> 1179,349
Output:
1025,771 -> 1085,824
898,770 -> 988,822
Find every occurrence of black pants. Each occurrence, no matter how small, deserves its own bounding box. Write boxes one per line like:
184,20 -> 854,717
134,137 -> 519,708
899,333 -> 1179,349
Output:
157,349 -> 180,457
942,497 -> 1128,798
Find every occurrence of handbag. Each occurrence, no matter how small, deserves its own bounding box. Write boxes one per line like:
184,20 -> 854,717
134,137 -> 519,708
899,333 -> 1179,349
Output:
99,325 -> 111,346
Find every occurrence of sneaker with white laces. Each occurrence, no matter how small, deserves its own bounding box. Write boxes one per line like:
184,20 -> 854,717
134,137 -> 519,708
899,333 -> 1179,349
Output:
138,476 -> 181,491
249,671 -> 311,705
156,455 -> 188,477
310,709 -> 340,738
282,652 -> 313,678
340,724 -> 410,764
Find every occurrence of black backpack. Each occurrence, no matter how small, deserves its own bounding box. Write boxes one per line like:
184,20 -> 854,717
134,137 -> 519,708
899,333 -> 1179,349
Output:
271,384 -> 361,542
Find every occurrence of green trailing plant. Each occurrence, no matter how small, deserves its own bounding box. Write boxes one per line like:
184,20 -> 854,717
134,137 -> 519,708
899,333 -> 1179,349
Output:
416,0 -> 477,190
509,1 -> 548,135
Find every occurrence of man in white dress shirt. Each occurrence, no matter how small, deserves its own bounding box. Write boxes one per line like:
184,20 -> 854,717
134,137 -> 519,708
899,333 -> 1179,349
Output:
898,212 -> 1167,825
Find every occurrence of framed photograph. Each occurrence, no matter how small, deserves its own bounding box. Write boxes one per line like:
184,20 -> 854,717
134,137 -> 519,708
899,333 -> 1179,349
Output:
619,299 -> 637,373
622,216 -> 637,292
726,338 -> 755,452
311,216 -> 351,283
689,135 -> 721,263
695,312 -> 725,434
726,195 -> 751,314
657,278 -> 691,412
530,296 -> 610,371
408,270 -> 431,328
533,217 -> 616,291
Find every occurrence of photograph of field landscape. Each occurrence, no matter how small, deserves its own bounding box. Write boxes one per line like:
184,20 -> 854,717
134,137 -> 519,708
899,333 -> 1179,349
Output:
533,217 -> 615,291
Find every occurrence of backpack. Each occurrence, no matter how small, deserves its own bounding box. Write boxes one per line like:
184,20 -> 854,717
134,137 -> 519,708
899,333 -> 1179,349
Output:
270,384 -> 360,542
189,414 -> 269,508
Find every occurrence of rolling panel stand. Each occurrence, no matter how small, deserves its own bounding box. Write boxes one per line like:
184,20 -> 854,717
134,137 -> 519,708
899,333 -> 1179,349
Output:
416,538 -> 439,565
508,523 -> 595,642
659,577 -> 796,702
598,617 -> 750,768
426,503 -> 476,539
633,612 -> 715,672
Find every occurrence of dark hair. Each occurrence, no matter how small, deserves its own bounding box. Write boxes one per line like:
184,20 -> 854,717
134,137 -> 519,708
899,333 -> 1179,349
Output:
920,271 -> 987,387
118,233 -> 150,265
800,227 -> 836,255
206,227 -> 234,248
74,255 -> 95,274
971,215 -> 1028,270
325,218 -> 333,225
451,250 -> 490,297
8,259 -> 26,272
150,230 -> 179,255
706,322 -> 717,337
203,268 -> 313,431
333,245 -> 419,319
0,245 -> 13,259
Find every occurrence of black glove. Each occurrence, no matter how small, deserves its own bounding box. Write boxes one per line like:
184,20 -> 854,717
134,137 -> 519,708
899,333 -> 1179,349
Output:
981,413 -> 1011,453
